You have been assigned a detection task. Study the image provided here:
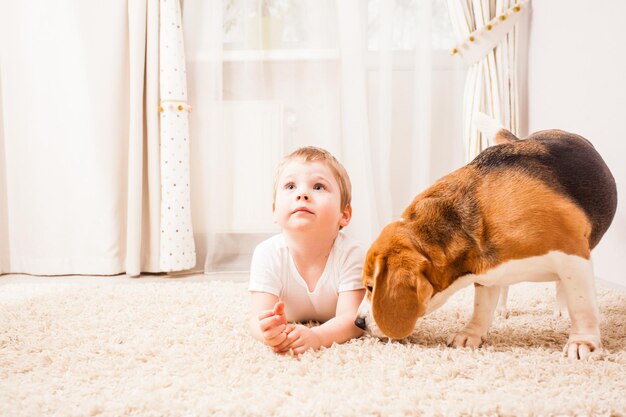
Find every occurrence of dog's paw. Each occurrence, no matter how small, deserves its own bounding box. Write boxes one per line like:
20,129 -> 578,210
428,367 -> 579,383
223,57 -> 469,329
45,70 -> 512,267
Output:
446,331 -> 483,349
562,337 -> 600,360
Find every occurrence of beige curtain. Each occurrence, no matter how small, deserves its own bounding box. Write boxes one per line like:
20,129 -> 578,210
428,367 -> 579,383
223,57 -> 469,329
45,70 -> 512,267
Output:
128,0 -> 161,276
0,0 -> 193,276
446,0 -> 529,160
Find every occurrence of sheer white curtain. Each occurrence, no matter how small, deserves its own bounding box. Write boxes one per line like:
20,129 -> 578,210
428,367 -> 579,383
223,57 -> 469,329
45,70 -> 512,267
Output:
182,0 -> 437,274
0,0 -> 192,276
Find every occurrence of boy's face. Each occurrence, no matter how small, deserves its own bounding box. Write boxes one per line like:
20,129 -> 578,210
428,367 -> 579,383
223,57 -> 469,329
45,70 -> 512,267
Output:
273,160 -> 351,235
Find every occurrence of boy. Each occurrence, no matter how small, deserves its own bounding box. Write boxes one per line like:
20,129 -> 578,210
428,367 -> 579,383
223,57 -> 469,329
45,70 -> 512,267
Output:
248,147 -> 366,356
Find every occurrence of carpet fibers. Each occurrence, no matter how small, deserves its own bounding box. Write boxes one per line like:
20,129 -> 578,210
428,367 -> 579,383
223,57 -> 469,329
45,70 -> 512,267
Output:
1,279 -> 625,416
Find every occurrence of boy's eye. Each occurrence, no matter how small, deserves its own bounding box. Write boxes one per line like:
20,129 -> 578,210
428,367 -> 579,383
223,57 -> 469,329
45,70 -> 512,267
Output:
284,183 -> 295,190
313,183 -> 326,191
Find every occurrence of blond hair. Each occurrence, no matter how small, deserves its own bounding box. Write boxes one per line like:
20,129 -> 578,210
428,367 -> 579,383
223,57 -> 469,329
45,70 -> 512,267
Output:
272,146 -> 352,211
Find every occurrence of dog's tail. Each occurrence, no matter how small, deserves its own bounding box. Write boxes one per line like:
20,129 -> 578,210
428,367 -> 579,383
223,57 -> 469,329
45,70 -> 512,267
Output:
473,112 -> 519,146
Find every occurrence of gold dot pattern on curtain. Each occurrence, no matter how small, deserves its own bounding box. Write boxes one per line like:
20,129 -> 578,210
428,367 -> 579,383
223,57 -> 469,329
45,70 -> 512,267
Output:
159,0 -> 196,272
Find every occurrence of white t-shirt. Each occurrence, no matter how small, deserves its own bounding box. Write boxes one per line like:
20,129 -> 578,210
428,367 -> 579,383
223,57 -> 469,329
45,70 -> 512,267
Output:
248,232 -> 365,323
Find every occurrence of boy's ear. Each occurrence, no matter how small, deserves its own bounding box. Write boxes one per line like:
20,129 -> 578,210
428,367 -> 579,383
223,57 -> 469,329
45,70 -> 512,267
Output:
339,205 -> 352,228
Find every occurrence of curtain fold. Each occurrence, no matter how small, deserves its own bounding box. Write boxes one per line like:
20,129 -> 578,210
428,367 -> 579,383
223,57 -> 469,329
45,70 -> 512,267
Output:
336,0 -> 382,246
412,0 -> 433,193
144,0 -> 164,274
127,0 -> 149,276
374,0 -> 394,223
0,68 -> 7,271
182,0 -> 226,273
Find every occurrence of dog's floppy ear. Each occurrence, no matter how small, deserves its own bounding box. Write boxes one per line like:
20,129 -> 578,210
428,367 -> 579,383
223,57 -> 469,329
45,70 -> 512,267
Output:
371,262 -> 433,339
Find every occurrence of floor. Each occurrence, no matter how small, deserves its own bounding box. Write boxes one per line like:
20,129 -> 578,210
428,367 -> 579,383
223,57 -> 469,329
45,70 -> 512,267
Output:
0,272 -> 248,302
0,272 -> 624,304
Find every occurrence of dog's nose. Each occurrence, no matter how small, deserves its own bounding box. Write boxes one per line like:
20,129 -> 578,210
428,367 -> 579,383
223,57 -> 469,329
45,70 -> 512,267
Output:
354,316 -> 367,331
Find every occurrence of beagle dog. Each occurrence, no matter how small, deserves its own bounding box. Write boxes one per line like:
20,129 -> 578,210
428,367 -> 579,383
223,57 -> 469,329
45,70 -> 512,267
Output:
354,117 -> 617,360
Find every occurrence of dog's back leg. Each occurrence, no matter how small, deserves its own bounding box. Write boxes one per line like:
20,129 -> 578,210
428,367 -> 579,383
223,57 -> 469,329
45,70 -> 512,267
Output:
557,255 -> 601,360
496,285 -> 510,319
554,281 -> 570,319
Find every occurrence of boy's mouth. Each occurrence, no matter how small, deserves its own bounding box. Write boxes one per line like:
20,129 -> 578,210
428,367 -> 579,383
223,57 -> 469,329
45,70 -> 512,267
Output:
292,207 -> 314,215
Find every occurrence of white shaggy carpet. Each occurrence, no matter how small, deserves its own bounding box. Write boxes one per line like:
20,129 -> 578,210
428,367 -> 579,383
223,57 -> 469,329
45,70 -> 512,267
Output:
1,277 -> 625,417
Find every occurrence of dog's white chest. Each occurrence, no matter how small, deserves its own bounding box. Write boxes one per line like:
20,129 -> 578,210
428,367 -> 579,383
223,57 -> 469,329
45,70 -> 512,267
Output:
426,251 -> 589,314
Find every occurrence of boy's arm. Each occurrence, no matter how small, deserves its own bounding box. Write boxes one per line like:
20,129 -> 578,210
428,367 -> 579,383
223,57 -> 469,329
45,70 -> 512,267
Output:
249,291 -> 289,345
273,240 -> 366,355
273,289 -> 365,354
310,239 -> 366,348
311,289 -> 365,347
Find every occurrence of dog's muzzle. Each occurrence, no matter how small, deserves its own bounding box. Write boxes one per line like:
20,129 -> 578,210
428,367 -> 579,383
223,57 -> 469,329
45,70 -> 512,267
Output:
354,316 -> 367,331
355,296 -> 384,336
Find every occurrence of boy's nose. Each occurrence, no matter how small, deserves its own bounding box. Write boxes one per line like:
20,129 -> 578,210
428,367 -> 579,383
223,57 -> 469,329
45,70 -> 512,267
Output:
296,194 -> 309,201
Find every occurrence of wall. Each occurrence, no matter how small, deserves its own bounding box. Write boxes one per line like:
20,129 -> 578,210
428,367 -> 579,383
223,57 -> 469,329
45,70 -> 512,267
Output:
527,0 -> 626,285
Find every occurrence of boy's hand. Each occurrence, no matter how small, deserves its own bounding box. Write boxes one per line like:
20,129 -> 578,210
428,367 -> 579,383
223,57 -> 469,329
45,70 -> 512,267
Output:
272,301 -> 287,324
274,324 -> 321,356
257,301 -> 290,347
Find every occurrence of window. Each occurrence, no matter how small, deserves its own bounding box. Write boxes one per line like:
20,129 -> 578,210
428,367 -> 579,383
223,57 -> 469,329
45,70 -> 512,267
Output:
222,0 -> 455,52
223,0 -> 338,51
367,0 -> 455,51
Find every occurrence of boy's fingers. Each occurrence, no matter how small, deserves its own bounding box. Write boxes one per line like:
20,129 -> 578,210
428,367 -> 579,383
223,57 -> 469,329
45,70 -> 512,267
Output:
273,301 -> 285,316
274,315 -> 287,326
267,330 -> 288,347
278,338 -> 300,354
259,315 -> 282,332
275,330 -> 299,352
263,324 -> 286,341
260,314 -> 290,332
273,340 -> 288,352
272,336 -> 290,352
291,345 -> 310,356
